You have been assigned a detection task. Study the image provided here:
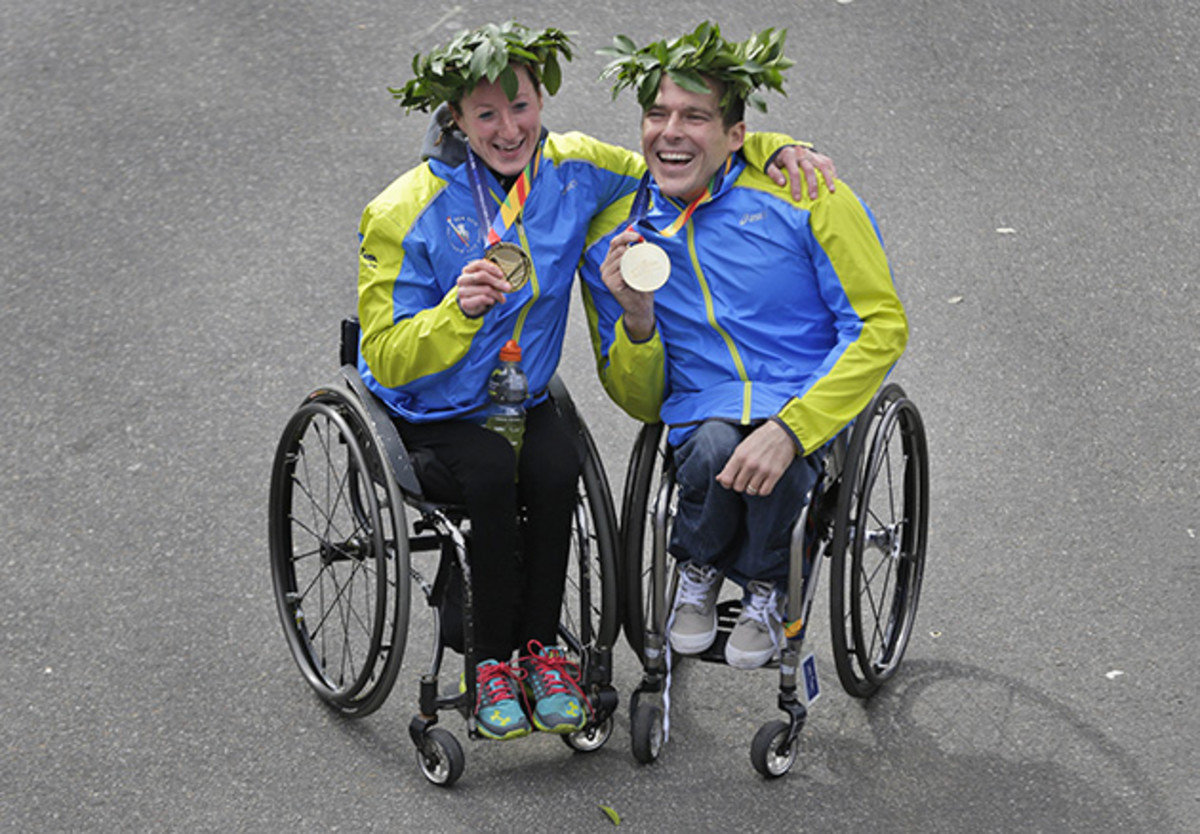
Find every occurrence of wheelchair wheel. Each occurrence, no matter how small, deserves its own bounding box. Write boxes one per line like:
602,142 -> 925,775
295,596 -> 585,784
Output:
630,700 -> 665,764
557,416 -> 621,663
562,714 -> 614,753
269,384 -> 410,717
829,382 -> 929,698
750,720 -> 798,778
416,726 -> 464,787
620,422 -> 676,663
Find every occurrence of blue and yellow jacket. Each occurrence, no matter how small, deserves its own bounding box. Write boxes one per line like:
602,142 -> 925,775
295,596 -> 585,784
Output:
357,130 -> 800,422
580,154 -> 908,454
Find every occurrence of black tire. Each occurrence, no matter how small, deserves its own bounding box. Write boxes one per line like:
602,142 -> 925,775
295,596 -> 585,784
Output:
557,417 -> 621,661
561,714 -> 614,753
630,701 -> 664,764
829,383 -> 929,698
750,720 -> 798,778
620,423 -> 675,663
269,385 -> 409,717
416,727 -> 465,787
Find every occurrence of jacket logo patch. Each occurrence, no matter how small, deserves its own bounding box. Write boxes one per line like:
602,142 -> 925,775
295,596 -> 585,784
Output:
446,215 -> 479,254
738,211 -> 765,226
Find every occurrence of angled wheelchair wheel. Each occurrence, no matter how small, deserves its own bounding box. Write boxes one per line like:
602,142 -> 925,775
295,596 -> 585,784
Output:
544,383 -> 622,749
557,415 -> 621,660
620,422 -> 676,663
829,382 -> 929,698
269,384 -> 410,717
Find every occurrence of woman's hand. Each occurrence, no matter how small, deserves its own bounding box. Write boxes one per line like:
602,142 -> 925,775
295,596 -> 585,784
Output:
456,258 -> 511,317
767,145 -> 838,201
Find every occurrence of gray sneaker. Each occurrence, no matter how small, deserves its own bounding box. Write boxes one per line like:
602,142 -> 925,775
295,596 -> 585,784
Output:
668,562 -> 722,654
725,581 -> 785,669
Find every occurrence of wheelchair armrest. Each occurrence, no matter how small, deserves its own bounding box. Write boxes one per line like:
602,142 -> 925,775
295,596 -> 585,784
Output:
340,317 -> 361,368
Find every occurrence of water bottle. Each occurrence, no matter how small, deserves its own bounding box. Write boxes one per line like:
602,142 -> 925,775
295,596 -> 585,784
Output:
485,339 -> 527,460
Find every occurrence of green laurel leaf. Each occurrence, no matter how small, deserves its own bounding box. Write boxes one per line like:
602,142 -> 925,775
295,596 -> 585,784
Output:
597,21 -> 792,114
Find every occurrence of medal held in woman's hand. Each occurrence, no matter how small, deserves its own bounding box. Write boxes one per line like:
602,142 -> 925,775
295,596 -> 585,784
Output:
620,241 -> 670,292
485,241 -> 532,292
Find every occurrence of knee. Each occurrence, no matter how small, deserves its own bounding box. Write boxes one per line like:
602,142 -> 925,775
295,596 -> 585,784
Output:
520,421 -> 582,491
675,421 -> 741,484
463,431 -> 519,499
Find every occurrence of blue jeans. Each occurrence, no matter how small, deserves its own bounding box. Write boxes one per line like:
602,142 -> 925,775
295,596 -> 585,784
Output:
669,420 -> 820,588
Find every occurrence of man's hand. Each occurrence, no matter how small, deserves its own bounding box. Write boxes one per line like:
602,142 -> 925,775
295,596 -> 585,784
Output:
716,420 -> 797,497
766,145 -> 838,201
456,258 -> 510,317
600,227 -> 656,341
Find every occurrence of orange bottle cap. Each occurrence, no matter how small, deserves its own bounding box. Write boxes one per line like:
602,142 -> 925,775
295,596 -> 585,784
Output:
499,340 -> 522,362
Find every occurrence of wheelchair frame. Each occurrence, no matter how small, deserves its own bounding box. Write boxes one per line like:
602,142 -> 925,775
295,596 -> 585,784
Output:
620,381 -> 929,777
268,320 -> 622,786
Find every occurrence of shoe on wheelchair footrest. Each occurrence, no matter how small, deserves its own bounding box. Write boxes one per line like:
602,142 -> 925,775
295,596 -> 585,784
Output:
668,562 -> 722,654
468,660 -> 531,740
695,599 -> 738,663
725,581 -> 786,670
519,642 -> 589,734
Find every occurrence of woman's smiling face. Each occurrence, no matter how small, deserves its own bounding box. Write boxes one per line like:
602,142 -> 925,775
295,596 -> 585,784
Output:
453,66 -> 543,176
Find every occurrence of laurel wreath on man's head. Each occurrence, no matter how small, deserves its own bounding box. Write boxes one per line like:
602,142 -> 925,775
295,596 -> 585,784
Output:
597,22 -> 793,114
389,22 -> 574,113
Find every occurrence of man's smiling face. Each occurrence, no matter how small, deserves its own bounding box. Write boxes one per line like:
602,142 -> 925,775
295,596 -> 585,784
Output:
641,76 -> 745,201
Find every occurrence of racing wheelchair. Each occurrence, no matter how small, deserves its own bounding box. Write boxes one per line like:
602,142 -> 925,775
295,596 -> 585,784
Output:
268,319 -> 621,787
620,382 -> 928,777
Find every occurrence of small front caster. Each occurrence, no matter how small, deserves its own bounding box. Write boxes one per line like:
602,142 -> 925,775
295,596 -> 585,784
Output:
416,726 -> 465,787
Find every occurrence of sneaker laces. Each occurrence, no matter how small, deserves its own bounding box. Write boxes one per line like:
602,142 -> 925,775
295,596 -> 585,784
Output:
520,641 -> 593,718
741,581 -> 785,652
675,563 -> 719,610
476,661 -> 524,711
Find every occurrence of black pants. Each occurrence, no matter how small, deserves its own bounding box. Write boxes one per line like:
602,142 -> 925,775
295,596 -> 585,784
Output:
395,401 -> 582,661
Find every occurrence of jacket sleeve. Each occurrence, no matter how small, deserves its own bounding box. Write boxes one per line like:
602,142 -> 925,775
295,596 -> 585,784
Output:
356,168 -> 483,389
741,131 -> 814,175
579,273 -> 666,423
578,206 -> 666,423
777,183 -> 908,453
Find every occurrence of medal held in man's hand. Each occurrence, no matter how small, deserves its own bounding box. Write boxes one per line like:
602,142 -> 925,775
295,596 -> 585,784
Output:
485,241 -> 532,292
620,241 -> 670,292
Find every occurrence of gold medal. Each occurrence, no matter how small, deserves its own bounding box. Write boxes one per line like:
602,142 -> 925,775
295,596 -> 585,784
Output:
619,241 -> 671,292
485,241 -> 531,292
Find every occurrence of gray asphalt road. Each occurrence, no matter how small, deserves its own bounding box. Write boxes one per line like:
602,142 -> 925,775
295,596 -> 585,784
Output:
3,1 -> 1197,831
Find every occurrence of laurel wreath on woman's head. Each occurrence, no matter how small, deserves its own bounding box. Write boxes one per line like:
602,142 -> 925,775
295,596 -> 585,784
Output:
389,22 -> 574,113
597,22 -> 793,114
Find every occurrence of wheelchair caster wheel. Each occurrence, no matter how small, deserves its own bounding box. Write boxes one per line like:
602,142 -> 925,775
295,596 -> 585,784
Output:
563,714 -> 614,753
750,720 -> 798,778
416,727 -> 464,787
631,702 -> 664,764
